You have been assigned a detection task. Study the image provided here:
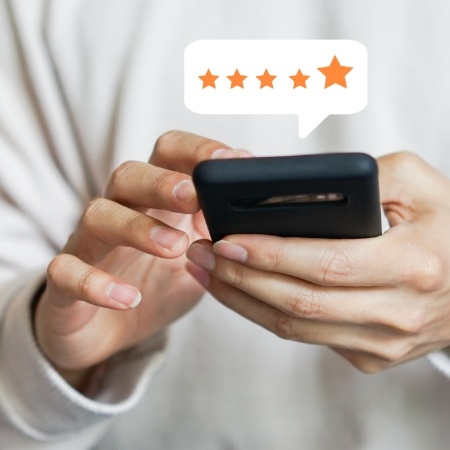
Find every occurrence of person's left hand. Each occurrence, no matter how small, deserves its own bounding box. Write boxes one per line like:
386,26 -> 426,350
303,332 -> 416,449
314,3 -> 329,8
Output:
186,151 -> 450,373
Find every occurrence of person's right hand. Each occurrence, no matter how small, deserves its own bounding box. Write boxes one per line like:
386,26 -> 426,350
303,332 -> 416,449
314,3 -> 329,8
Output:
34,131 -> 243,389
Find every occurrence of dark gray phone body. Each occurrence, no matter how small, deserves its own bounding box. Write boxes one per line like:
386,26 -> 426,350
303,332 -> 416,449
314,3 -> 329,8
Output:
193,153 -> 382,242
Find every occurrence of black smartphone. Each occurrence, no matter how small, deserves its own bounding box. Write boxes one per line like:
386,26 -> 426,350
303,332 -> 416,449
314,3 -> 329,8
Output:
193,153 -> 382,242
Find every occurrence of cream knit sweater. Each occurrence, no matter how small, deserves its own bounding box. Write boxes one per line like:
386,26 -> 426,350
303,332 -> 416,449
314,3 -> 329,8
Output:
2,1 -> 450,448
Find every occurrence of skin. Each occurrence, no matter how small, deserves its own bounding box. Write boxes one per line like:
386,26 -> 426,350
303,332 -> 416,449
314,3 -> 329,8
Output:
34,131 -> 247,389
35,131 -> 450,391
186,151 -> 450,373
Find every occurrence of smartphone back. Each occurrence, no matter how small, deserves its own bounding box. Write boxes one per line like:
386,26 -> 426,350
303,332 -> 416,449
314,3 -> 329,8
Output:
193,153 -> 382,242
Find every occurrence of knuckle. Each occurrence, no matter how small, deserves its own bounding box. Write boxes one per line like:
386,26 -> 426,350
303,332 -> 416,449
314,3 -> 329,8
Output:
281,285 -> 323,319
376,340 -> 413,363
386,308 -> 426,336
264,243 -> 284,272
316,249 -> 354,285
153,130 -> 179,153
353,358 -> 386,374
340,350 -> 388,374
81,198 -> 105,230
122,213 -> 143,238
410,253 -> 445,293
110,160 -> 135,186
397,230 -> 445,293
150,170 -> 177,192
387,151 -> 423,171
229,264 -> 245,287
47,254 -> 71,285
195,137 -> 219,156
79,266 -> 99,297
273,313 -> 296,340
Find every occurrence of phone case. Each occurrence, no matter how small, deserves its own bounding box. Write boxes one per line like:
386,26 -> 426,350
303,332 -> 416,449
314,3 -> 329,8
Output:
193,153 -> 382,242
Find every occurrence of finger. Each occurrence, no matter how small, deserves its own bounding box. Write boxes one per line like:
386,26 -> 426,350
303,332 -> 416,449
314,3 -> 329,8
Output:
192,265 -> 416,361
46,253 -> 142,311
235,149 -> 254,158
105,161 -> 200,213
150,130 -> 243,174
331,347 -> 392,373
212,234 -> 387,287
193,210 -> 210,239
37,254 -> 142,370
68,198 -> 189,261
187,240 -> 434,333
211,227 -> 441,290
331,340 -> 439,374
187,241 -> 385,324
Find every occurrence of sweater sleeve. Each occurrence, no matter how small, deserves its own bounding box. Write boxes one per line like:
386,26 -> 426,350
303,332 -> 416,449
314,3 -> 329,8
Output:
0,1 -> 167,446
428,351 -> 450,379
0,269 -> 166,449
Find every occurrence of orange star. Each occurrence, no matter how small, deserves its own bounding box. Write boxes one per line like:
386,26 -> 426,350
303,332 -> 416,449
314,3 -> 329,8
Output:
318,56 -> 353,88
199,69 -> 219,89
227,69 -> 247,88
256,69 -> 276,88
290,69 -> 309,89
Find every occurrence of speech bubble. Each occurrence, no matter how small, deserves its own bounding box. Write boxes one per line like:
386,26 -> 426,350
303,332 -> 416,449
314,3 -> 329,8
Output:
184,40 -> 367,138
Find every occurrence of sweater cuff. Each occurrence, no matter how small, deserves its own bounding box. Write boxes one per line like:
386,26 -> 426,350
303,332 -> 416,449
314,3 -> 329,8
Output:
428,349 -> 450,379
0,271 -> 166,441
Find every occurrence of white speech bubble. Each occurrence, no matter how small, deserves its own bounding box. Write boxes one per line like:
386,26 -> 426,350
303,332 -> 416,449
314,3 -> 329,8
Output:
184,40 -> 367,138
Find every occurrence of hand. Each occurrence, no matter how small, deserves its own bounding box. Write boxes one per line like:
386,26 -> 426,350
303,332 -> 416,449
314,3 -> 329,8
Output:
186,152 -> 450,373
34,131 -> 244,388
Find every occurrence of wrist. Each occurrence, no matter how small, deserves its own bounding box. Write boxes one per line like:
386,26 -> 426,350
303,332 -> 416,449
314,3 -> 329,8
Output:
31,283 -> 108,396
56,366 -> 96,392
56,360 -> 111,396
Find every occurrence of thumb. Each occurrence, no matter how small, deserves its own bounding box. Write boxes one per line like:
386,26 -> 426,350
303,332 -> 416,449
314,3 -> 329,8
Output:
377,151 -> 450,226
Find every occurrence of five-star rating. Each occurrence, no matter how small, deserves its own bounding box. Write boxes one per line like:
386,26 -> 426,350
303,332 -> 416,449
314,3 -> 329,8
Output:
198,55 -> 352,90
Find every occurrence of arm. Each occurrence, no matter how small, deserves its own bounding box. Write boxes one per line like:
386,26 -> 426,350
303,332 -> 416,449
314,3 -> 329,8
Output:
0,269 -> 165,447
0,2 -> 248,445
0,131 -> 242,448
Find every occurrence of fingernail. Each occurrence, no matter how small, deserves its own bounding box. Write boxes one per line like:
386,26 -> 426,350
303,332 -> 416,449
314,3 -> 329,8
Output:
213,240 -> 248,262
212,149 -> 241,160
187,263 -> 210,288
151,226 -> 187,250
173,179 -> 196,202
107,283 -> 142,308
186,243 -> 215,271
235,148 -> 254,158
